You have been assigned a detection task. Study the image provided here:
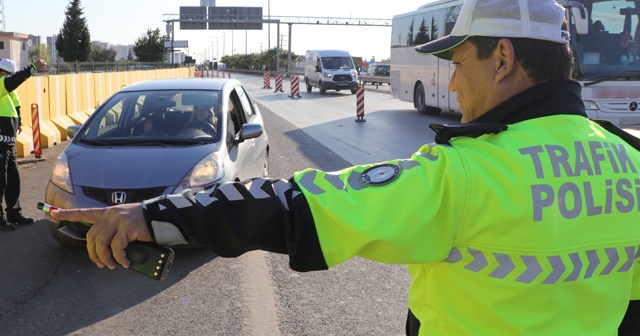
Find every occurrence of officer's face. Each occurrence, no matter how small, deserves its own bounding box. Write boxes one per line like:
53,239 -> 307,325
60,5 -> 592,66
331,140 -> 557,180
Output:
448,41 -> 501,123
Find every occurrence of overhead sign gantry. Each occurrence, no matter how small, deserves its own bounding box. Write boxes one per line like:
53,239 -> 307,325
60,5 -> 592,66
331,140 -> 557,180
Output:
164,6 -> 391,71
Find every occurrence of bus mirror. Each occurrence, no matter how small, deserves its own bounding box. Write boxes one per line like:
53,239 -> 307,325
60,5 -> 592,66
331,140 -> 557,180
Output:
571,6 -> 588,35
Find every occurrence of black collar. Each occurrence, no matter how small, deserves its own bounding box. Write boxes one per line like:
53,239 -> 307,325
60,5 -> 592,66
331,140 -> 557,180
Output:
471,79 -> 586,124
430,79 -> 587,144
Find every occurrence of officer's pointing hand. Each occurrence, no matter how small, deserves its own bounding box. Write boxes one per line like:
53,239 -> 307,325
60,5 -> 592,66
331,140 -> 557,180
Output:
50,203 -> 152,269
34,59 -> 46,70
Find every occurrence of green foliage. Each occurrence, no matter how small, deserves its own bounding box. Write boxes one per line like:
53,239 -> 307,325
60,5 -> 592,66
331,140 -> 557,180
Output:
55,0 -> 91,62
220,48 -> 300,71
29,44 -> 51,63
133,28 -> 166,62
90,45 -> 117,62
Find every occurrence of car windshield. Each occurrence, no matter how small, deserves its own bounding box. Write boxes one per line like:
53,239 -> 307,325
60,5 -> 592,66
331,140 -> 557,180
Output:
375,65 -> 390,76
76,89 -> 222,145
321,56 -> 355,70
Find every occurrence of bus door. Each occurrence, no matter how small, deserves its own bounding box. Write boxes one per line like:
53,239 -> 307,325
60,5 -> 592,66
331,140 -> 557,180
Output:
438,58 -> 458,112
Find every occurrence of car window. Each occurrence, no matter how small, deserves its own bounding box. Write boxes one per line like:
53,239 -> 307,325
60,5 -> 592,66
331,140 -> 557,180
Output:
78,90 -> 222,144
235,86 -> 255,122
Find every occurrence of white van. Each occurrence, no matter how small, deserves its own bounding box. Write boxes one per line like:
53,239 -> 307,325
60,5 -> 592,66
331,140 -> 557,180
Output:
304,50 -> 359,95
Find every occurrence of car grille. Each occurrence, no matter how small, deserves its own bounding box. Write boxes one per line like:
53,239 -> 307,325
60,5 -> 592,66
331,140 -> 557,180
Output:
82,186 -> 167,205
333,74 -> 353,82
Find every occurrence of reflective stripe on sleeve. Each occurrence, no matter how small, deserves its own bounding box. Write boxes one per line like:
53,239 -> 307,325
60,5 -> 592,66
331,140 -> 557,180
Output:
444,245 -> 640,284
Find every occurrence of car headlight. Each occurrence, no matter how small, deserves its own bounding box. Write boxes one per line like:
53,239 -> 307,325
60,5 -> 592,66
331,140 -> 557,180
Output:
323,73 -> 333,78
51,152 -> 74,194
174,153 -> 224,193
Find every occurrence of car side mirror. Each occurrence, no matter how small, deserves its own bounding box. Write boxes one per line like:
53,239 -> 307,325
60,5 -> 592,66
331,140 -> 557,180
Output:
316,65 -> 321,72
237,123 -> 264,143
67,125 -> 81,139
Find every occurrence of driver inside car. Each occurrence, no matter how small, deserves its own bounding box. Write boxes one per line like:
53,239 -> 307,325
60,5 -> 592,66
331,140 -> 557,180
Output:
184,105 -> 217,136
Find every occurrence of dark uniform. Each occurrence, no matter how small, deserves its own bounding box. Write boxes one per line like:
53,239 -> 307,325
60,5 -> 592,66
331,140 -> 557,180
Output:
0,64 -> 37,230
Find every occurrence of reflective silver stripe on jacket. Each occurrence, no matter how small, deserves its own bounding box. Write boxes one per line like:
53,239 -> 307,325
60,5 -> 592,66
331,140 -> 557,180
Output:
297,159 -> 423,195
444,246 -> 639,284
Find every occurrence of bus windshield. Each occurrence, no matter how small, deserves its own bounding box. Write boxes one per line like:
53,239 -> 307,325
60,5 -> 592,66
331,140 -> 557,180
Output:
572,0 -> 640,81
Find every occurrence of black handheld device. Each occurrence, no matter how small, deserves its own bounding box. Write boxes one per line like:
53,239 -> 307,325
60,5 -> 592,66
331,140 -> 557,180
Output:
37,202 -> 174,281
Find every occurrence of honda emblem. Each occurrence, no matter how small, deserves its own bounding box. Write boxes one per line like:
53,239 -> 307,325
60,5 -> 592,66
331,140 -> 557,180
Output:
112,191 -> 127,204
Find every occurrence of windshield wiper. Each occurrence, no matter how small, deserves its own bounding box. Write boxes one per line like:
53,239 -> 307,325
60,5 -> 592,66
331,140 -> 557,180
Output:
78,139 -> 112,146
106,139 -> 212,146
584,70 -> 640,86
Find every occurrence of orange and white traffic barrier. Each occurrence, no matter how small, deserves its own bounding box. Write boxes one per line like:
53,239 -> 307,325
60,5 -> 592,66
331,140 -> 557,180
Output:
227,70 -> 231,78
288,76 -> 302,99
31,103 -> 43,158
274,74 -> 284,93
262,73 -> 272,89
355,84 -> 366,122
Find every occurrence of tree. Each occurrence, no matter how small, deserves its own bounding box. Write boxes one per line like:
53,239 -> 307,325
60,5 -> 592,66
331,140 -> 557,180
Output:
55,0 -> 91,62
29,44 -> 51,63
90,45 -> 117,62
132,28 -> 166,62
127,48 -> 134,61
414,18 -> 430,45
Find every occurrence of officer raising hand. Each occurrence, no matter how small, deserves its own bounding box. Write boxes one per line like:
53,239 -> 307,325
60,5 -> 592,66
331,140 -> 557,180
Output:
51,1 -> 640,335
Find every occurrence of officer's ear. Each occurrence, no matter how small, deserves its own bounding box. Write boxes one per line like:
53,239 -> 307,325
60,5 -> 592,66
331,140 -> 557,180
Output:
494,38 -> 516,83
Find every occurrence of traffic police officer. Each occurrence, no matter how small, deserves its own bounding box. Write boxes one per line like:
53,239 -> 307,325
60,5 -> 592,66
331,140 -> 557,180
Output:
0,58 -> 45,231
51,0 -> 640,334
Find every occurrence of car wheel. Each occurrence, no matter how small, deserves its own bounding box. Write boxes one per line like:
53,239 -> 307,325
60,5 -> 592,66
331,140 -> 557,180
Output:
262,151 -> 270,178
47,220 -> 87,248
305,78 -> 312,92
350,89 -> 357,94
319,81 -> 326,95
414,82 -> 441,115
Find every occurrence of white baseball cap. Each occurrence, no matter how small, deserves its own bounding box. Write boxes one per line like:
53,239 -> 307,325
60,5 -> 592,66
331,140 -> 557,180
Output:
0,59 -> 16,74
415,0 -> 569,60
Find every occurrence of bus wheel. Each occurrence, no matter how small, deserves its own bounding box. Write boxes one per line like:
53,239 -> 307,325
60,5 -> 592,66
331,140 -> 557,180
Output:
414,83 -> 441,115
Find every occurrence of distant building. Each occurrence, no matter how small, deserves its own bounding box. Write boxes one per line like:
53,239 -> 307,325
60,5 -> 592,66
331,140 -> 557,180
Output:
0,32 -> 29,69
47,35 -> 58,63
200,0 -> 215,6
27,35 -> 42,48
91,40 -> 110,50
112,44 -> 133,61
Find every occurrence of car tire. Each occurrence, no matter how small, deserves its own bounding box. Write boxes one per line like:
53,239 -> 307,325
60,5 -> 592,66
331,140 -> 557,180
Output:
350,89 -> 357,94
305,78 -> 312,93
414,82 -> 441,115
319,81 -> 326,95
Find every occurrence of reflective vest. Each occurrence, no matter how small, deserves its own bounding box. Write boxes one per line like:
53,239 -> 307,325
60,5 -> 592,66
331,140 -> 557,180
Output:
294,114 -> 640,335
0,76 -> 18,118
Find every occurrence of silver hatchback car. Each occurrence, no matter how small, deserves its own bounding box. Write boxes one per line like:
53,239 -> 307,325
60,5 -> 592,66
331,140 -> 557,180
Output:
44,78 -> 269,247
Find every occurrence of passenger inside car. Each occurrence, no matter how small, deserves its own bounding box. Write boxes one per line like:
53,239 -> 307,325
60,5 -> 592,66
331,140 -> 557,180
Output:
183,105 -> 218,136
141,113 -> 168,137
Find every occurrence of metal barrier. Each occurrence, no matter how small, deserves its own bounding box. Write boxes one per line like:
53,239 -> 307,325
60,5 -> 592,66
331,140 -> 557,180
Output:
274,74 -> 284,93
355,84 -> 366,122
31,103 -> 42,158
262,73 -> 272,89
288,76 -> 302,99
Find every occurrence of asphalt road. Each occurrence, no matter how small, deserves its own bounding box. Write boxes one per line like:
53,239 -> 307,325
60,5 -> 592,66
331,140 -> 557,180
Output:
0,75 -> 458,336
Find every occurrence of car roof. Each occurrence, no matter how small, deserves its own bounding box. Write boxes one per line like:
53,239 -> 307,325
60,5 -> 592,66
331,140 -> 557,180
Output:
120,78 -> 238,92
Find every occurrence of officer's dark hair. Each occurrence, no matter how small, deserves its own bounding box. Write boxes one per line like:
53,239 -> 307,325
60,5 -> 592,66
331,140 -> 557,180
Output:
467,22 -> 573,83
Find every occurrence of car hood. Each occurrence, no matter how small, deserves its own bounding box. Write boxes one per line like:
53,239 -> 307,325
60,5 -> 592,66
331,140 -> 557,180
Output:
65,143 -> 219,189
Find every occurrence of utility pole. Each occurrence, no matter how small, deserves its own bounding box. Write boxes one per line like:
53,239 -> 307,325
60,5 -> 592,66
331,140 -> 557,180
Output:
0,0 -> 6,32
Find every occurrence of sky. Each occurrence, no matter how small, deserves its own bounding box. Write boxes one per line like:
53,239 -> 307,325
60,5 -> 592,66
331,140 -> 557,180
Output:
5,0 -> 435,63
